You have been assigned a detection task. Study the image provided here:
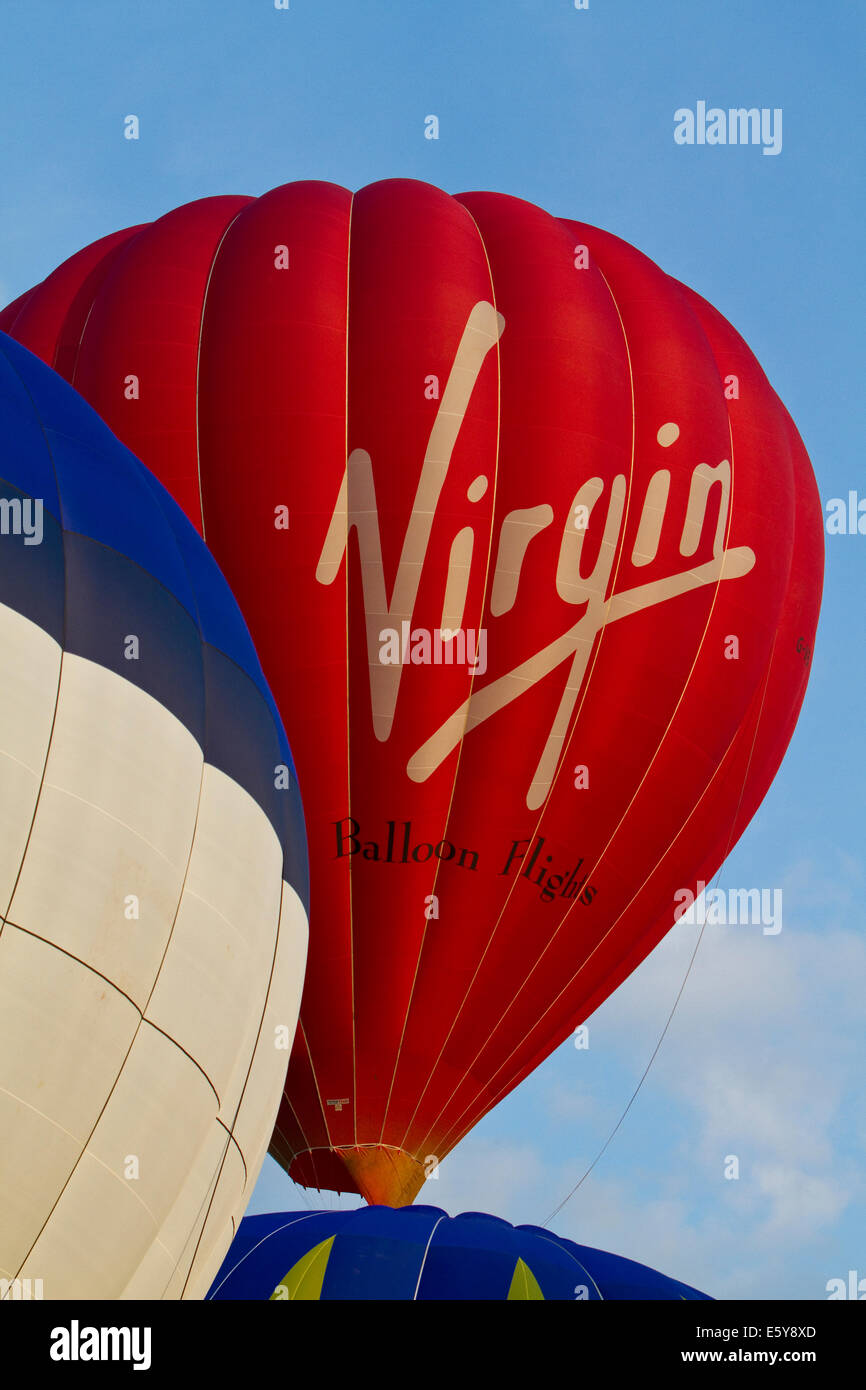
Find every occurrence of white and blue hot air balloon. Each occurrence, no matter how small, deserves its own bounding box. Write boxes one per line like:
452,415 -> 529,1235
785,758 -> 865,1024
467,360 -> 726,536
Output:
0,332 -> 309,1300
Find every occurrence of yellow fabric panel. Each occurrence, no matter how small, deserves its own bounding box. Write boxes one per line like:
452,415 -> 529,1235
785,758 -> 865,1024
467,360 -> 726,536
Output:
507,1257 -> 545,1300
271,1236 -> 335,1301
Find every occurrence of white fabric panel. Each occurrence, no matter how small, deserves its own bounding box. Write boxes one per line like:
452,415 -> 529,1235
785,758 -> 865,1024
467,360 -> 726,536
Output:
0,1092 -> 82,1279
7,657 -> 201,1007
0,926 -> 139,1141
183,765 -> 284,1125
231,881 -> 309,1170
146,764 -> 284,1102
18,1148 -> 160,1300
146,888 -> 255,1102
0,605 -> 60,913
40,654 -> 202,870
115,1235 -> 177,1302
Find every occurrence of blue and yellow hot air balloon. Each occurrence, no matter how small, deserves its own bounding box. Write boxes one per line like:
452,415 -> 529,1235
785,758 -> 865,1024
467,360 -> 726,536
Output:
0,333 -> 309,1299
208,1206 -> 712,1300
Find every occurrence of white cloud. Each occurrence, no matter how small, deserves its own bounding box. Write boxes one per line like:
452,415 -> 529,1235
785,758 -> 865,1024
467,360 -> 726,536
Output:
434,853 -> 866,1297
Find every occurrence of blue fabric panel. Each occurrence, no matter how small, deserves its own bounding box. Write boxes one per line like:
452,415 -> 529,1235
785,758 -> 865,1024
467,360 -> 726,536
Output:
341,1203 -> 441,1240
0,478 -> 65,644
319,1205 -> 442,1299
419,1237 -> 514,1300
322,1233 -> 421,1300
517,1224 -> 605,1299
0,332 -> 122,466
0,334 -> 63,518
46,427 -> 198,619
141,474 -> 270,702
62,530 -> 206,747
417,1212 -> 527,1299
440,1210 -> 519,1251
201,642 -> 309,902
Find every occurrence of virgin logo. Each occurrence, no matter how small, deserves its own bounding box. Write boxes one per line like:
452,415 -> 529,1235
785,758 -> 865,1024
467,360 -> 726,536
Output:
316,302 -> 756,810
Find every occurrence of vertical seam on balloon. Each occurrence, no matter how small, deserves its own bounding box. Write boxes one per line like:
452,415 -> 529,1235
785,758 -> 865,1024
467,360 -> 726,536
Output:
281,189 -> 357,1176
404,236 -> 638,1159
195,208 -> 247,541
0,642 -> 63,936
277,1022 -> 326,1191
438,304 -> 766,1157
0,346 -> 66,950
60,231 -> 144,378
215,1119 -> 248,1187
68,295 -> 98,390
344,190 -> 358,1151
381,195 -> 503,1154
0,289 -> 35,340
412,1213 -> 448,1300
521,1229 -> 604,1298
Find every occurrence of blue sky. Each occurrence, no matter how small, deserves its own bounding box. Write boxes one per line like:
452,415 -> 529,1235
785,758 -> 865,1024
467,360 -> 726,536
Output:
1,0 -> 863,1299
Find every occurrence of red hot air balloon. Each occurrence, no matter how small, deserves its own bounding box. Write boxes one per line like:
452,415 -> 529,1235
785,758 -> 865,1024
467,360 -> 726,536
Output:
2,179 -> 824,1207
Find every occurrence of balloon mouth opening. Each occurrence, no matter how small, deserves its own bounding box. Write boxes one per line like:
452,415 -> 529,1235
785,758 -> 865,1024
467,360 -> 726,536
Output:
283,1144 -> 427,1207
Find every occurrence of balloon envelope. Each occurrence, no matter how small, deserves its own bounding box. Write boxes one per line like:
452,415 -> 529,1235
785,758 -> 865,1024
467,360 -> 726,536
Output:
207,1205 -> 712,1301
0,333 -> 308,1298
1,179 -> 824,1207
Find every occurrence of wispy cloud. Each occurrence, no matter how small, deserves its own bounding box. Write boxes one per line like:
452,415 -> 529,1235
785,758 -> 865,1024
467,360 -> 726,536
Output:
435,852 -> 866,1298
